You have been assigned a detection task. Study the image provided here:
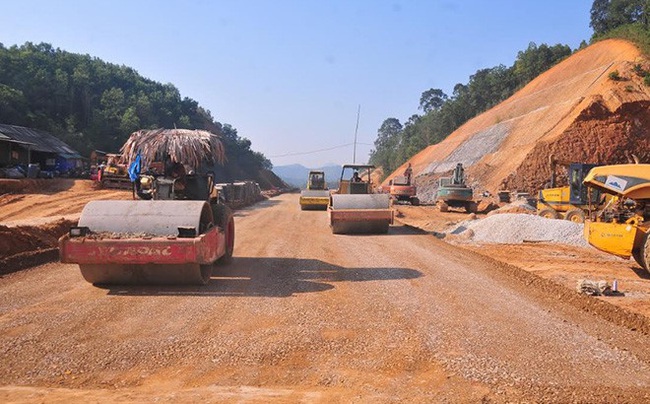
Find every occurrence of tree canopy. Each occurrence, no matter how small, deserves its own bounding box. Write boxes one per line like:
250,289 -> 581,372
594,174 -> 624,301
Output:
590,0 -> 648,36
0,42 -> 271,180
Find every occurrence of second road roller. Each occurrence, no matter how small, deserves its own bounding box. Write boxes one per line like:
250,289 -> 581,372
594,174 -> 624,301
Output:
328,164 -> 393,234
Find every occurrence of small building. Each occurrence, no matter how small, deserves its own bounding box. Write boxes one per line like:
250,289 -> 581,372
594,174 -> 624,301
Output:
0,123 -> 84,172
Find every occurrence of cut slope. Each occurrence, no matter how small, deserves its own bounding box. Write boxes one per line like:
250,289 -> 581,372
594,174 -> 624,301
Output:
386,39 -> 650,196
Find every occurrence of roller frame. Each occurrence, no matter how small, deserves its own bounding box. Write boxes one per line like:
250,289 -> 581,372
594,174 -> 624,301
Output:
59,200 -> 231,285
328,194 -> 393,234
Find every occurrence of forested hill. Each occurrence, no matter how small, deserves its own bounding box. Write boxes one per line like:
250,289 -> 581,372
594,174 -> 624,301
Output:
0,42 -> 271,181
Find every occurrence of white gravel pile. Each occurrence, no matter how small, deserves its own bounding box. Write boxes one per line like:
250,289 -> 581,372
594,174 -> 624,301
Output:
450,213 -> 589,247
489,198 -> 537,215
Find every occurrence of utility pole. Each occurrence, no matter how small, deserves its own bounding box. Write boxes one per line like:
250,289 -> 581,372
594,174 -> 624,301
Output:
353,104 -> 360,164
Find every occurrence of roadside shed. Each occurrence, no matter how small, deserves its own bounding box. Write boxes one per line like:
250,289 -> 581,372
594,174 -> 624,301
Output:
0,123 -> 84,172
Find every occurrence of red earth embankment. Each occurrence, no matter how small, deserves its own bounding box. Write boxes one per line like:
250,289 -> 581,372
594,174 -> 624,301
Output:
386,39 -> 650,199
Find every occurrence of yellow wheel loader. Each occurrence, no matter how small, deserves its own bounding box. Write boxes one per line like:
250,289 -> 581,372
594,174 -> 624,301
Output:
537,156 -> 601,223
299,170 -> 330,210
583,164 -> 650,272
328,164 -> 393,234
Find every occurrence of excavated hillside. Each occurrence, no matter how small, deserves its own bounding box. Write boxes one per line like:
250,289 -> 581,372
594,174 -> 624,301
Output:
386,39 -> 650,199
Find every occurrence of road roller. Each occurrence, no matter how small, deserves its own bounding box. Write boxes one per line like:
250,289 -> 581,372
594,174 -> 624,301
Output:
299,170 -> 330,210
328,164 -> 393,234
59,129 -> 234,285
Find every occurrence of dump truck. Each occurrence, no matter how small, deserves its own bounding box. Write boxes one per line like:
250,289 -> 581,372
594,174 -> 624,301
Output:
59,129 -> 234,285
436,163 -> 476,213
583,163 -> 650,272
389,175 -> 419,205
299,170 -> 329,210
328,164 -> 393,234
537,156 -> 601,223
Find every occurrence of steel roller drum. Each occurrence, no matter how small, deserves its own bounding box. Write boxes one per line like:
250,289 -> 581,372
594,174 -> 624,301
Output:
76,200 -> 215,285
78,200 -> 213,235
330,194 -> 391,210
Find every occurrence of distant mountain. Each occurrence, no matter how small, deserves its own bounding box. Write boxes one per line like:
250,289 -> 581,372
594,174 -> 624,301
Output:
273,164 -> 342,188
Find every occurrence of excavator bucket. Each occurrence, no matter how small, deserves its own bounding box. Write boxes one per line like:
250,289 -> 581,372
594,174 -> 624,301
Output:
60,200 -> 228,285
329,194 -> 393,234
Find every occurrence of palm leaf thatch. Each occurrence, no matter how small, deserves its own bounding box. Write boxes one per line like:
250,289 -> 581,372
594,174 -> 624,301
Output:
120,129 -> 226,169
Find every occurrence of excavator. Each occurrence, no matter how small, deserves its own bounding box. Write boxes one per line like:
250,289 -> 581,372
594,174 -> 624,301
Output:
436,163 -> 476,213
328,164 -> 393,234
59,129 -> 235,285
537,156 -> 601,223
389,175 -> 419,205
583,163 -> 650,272
299,170 -> 329,210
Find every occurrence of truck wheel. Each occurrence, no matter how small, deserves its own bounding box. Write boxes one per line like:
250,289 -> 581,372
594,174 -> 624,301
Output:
564,209 -> 585,223
216,205 -> 234,265
410,197 -> 420,206
538,208 -> 559,219
633,232 -> 650,273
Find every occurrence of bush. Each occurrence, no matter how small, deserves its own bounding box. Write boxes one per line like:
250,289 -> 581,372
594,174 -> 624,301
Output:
608,70 -> 622,81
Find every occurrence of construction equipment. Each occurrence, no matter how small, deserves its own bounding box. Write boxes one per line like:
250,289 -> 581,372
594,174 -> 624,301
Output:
436,163 -> 477,213
537,156 -> 601,223
59,129 -> 234,285
583,163 -> 650,272
299,170 -> 329,210
328,164 -> 393,234
389,175 -> 419,205
98,153 -> 132,189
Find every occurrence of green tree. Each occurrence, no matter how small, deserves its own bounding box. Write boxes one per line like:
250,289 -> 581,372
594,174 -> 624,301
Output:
419,88 -> 448,113
591,0 -> 648,35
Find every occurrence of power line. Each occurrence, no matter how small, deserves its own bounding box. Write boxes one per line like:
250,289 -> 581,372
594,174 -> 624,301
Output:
269,142 -> 355,158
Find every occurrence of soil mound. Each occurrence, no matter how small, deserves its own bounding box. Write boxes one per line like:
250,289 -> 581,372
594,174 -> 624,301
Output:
386,39 -> 650,196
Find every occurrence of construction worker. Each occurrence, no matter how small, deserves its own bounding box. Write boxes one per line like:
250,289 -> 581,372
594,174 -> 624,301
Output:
404,163 -> 413,185
351,171 -> 362,182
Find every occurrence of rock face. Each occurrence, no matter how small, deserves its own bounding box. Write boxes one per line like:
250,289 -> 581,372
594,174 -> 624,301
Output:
386,39 -> 650,196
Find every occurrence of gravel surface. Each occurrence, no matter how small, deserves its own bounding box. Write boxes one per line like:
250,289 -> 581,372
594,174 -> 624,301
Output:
450,212 -> 589,247
1,194 -> 650,402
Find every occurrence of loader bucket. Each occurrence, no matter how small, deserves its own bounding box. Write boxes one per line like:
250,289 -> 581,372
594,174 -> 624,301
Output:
329,194 -> 393,234
60,200 -> 224,285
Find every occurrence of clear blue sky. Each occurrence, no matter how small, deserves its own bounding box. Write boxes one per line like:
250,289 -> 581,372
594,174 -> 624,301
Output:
1,1 -> 594,168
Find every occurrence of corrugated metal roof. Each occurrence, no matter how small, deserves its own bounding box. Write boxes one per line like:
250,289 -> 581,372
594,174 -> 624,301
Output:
0,123 -> 82,158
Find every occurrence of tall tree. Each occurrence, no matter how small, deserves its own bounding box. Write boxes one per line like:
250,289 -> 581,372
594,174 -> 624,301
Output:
419,88 -> 448,113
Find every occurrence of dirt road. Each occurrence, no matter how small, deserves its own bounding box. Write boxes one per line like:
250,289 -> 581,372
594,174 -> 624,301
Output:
2,194 -> 650,402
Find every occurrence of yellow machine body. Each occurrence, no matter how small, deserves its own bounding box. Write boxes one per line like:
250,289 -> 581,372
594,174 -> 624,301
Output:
583,163 -> 650,271
299,170 -> 329,210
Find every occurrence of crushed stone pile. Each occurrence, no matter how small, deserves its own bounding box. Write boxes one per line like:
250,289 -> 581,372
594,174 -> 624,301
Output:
449,213 -> 588,247
488,199 -> 537,216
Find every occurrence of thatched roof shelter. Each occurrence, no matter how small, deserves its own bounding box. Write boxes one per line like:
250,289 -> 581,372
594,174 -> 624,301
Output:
120,129 -> 226,169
